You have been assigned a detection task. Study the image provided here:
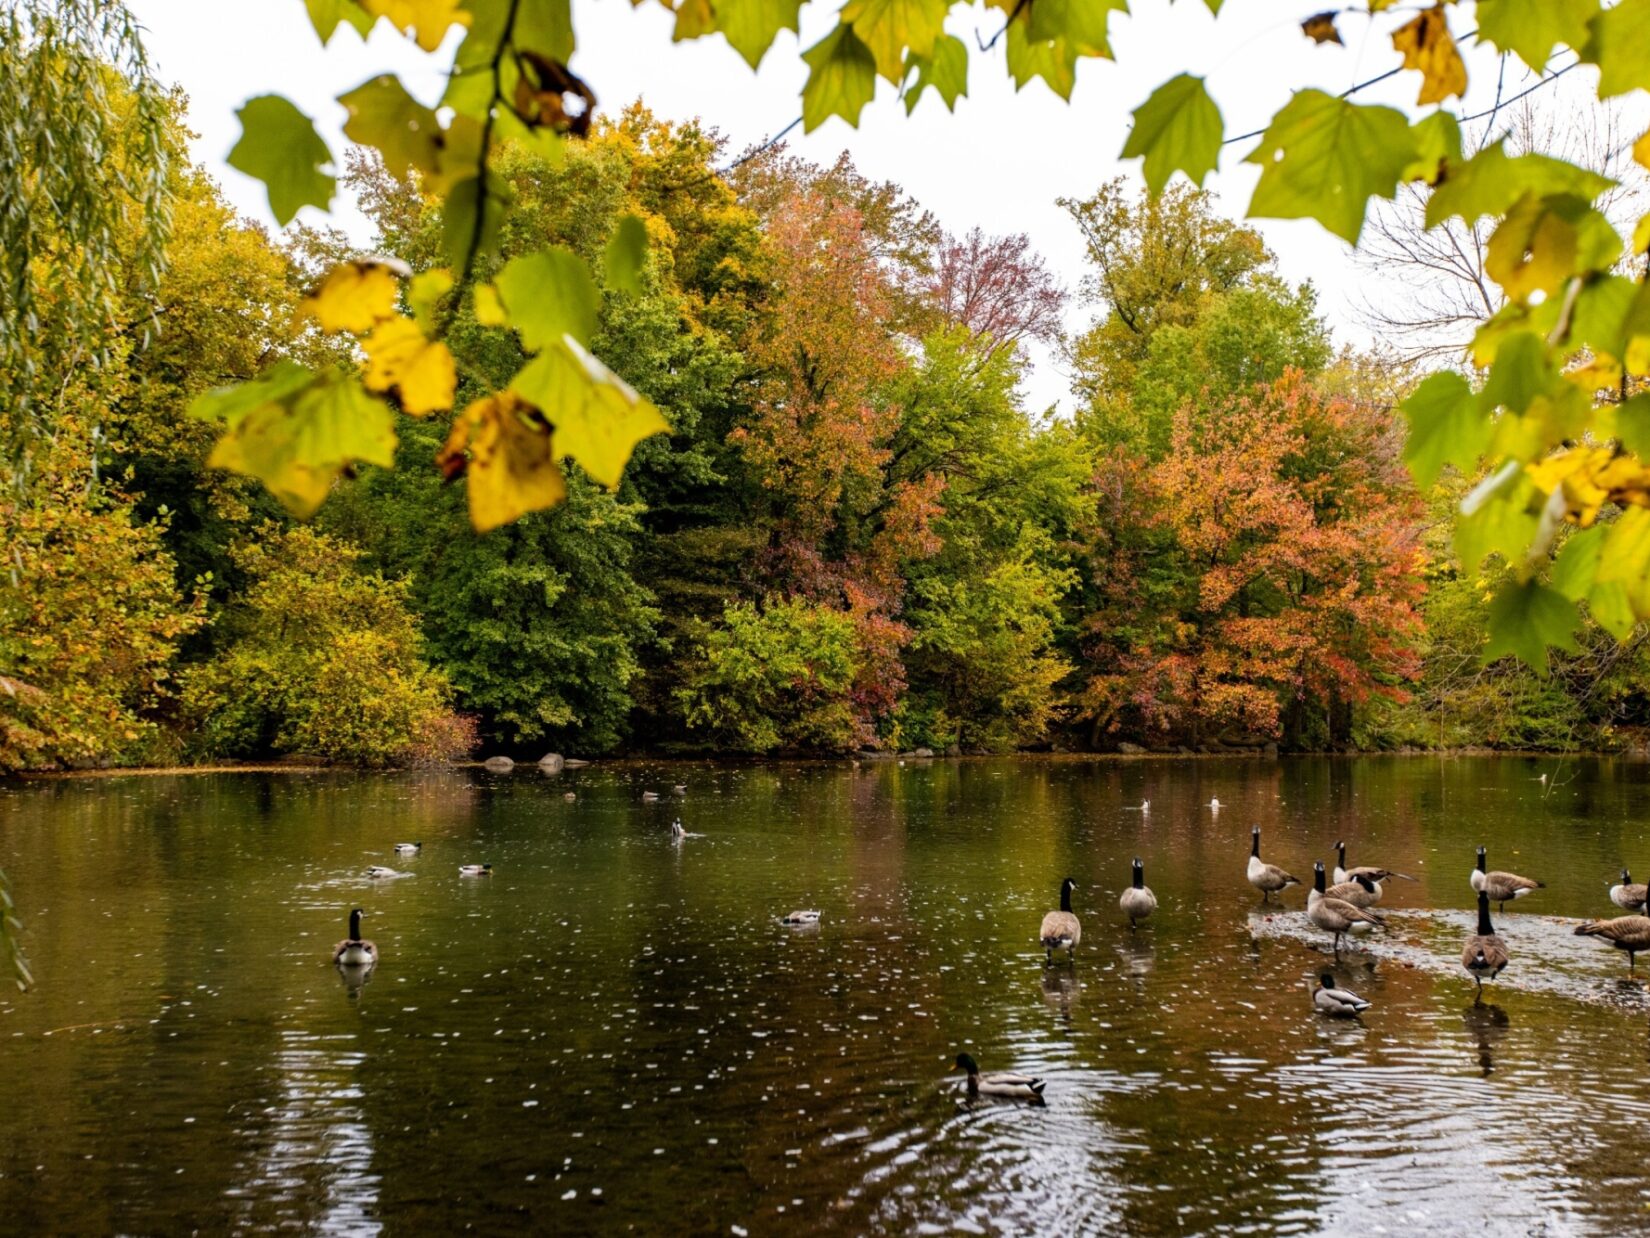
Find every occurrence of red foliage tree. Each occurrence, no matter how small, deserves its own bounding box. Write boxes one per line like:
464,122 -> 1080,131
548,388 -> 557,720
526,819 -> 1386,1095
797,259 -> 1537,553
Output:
925,227 -> 1066,355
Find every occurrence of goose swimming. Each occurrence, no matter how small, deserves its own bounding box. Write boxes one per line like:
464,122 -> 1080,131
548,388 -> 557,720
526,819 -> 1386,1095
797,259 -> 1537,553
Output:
1470,846 -> 1542,912
1307,863 -> 1385,956
953,1052 -> 1046,1101
1118,858 -> 1157,930
1312,972 -> 1370,1018
1462,889 -> 1509,994
1247,827 -> 1300,902
332,908 -> 377,968
1040,877 -> 1082,963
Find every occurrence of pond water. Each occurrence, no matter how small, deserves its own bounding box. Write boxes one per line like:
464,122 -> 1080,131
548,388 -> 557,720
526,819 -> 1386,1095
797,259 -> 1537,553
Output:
3,756 -> 1650,1235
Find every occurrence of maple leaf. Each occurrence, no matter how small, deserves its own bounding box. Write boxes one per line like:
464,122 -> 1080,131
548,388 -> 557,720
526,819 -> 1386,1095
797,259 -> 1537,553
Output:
1300,12 -> 1341,45
362,316 -> 457,415
1392,7 -> 1467,106
360,0 -> 470,52
438,392 -> 568,532
300,257 -> 408,333
227,96 -> 334,227
1121,74 -> 1222,195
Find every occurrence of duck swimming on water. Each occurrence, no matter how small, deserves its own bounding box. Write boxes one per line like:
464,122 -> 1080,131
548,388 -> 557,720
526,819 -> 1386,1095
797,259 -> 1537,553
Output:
953,1053 -> 1046,1101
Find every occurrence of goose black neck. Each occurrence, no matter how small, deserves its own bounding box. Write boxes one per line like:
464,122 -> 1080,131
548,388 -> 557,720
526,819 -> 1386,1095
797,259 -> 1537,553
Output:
1060,878 -> 1074,912
1336,841 -> 1346,866
348,908 -> 362,941
1251,830 -> 1260,859
1476,848 -> 1487,873
1313,863 -> 1325,893
1476,891 -> 1494,936
1132,860 -> 1144,890
1624,869 -> 1633,884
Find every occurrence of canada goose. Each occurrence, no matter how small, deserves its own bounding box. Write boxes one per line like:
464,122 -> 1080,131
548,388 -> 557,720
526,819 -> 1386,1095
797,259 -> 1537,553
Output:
1462,889 -> 1509,994
1312,972 -> 1370,1018
1040,876 -> 1081,963
641,791 -> 660,802
1470,846 -> 1543,912
779,909 -> 821,925
365,865 -> 407,879
1608,869 -> 1648,913
1307,863 -> 1385,956
1332,841 -> 1415,889
392,842 -> 421,855
1119,858 -> 1157,929
332,908 -> 377,967
953,1052 -> 1046,1100
1208,798 -> 1222,811
1123,799 -> 1150,813
1247,827 -> 1300,902
1574,913 -> 1650,976
1324,873 -> 1381,921
459,863 -> 492,877
672,784 -> 687,795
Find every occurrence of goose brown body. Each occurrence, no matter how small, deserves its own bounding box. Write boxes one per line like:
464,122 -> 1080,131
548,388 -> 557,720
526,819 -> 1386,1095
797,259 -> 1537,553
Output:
1040,877 -> 1081,962
1574,914 -> 1650,975
1306,864 -> 1385,955
1247,828 -> 1299,901
1470,846 -> 1542,911
1462,890 -> 1509,992
1608,870 -> 1648,913
332,908 -> 377,967
1119,858 -> 1157,929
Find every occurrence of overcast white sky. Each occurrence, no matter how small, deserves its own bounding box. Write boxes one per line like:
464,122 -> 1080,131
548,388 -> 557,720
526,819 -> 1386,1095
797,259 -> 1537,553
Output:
127,0 -> 1580,413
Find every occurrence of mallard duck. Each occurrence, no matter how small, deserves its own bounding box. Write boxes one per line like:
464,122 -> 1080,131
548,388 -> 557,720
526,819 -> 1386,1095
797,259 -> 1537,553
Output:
393,842 -> 421,855
1332,841 -> 1415,890
1247,827 -> 1300,902
1574,913 -> 1650,976
1207,798 -> 1222,811
670,819 -> 704,840
779,909 -> 821,925
1307,863 -> 1385,956
459,863 -> 492,877
365,865 -> 406,879
641,791 -> 660,802
1040,876 -> 1081,963
1312,972 -> 1370,1017
1608,868 -> 1648,913
1470,846 -> 1543,911
1462,889 -> 1509,993
672,784 -> 687,795
332,908 -> 377,967
953,1052 -> 1046,1100
563,791 -> 576,801
1118,858 -> 1157,929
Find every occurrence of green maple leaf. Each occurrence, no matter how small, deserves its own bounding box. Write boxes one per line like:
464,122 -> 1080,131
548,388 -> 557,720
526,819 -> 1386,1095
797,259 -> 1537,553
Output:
1477,0 -> 1598,71
1589,580 -> 1636,640
1005,21 -> 1077,100
904,33 -> 968,114
510,339 -> 670,489
303,0 -> 375,44
842,0 -> 949,82
494,247 -> 600,350
1121,74 -> 1222,195
1550,525 -> 1604,601
1400,370 -> 1489,488
1597,507 -> 1650,620
716,0 -> 802,69
1483,579 -> 1581,674
227,95 -> 335,227
338,75 -> 443,181
1455,466 -> 1541,573
1025,0 -> 1128,58
1477,331 -> 1556,414
1243,90 -> 1416,244
1425,141 -> 1614,228
801,23 -> 878,130
1586,0 -> 1650,98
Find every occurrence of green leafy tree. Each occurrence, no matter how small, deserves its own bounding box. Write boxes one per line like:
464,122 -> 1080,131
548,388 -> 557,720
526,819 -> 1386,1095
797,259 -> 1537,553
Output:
180,525 -> 467,766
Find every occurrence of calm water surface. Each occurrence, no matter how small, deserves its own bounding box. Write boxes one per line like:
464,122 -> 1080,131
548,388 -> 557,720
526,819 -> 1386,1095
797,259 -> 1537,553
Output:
4,757 -> 1650,1235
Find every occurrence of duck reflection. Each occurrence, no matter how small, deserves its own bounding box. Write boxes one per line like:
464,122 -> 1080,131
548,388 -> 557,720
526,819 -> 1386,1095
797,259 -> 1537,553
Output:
1462,1002 -> 1509,1077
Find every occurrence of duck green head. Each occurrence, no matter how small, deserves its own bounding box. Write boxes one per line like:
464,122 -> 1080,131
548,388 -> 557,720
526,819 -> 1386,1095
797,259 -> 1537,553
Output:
1319,972 -> 1336,988
953,1052 -> 978,1075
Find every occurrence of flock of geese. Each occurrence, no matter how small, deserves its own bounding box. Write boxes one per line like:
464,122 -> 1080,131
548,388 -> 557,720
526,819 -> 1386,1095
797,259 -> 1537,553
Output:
957,825 -> 1650,1102
321,795 -> 1650,1103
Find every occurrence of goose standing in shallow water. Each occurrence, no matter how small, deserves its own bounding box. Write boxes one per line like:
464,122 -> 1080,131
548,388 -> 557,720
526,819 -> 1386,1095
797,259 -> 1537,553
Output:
1574,912 -> 1650,976
1040,877 -> 1082,964
1608,869 -> 1648,913
332,908 -> 377,967
1306,863 -> 1385,956
1312,972 -> 1370,1018
1462,889 -> 1509,995
1119,858 -> 1157,930
1471,846 -> 1543,912
1322,874 -> 1382,931
1332,841 -> 1415,892
1247,827 -> 1300,903
953,1053 -> 1046,1101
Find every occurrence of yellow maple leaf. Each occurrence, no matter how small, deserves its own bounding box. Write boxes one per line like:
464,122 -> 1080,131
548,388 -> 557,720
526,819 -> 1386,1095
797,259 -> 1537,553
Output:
361,0 -> 470,52
1635,128 -> 1650,175
362,316 -> 457,415
1392,7 -> 1466,106
437,392 -> 568,532
301,258 -> 407,333
1566,354 -> 1622,393
473,283 -> 508,326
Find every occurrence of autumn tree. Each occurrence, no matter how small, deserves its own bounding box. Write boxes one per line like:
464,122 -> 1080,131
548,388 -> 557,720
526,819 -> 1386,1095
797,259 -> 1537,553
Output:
924,227 -> 1066,357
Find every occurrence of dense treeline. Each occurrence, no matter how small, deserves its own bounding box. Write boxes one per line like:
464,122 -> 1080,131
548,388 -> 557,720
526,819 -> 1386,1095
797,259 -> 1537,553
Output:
7,91 -> 1650,772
